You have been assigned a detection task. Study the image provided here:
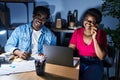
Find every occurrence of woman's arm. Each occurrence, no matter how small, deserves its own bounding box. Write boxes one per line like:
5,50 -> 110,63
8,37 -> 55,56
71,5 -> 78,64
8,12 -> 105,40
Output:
93,38 -> 107,60
68,44 -> 76,50
91,25 -> 107,60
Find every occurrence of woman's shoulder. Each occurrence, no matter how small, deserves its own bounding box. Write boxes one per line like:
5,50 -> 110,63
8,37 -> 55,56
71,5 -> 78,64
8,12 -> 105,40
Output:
98,29 -> 106,35
74,26 -> 84,33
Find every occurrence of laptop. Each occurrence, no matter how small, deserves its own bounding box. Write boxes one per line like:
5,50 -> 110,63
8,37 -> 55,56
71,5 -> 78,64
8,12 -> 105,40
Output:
43,45 -> 79,67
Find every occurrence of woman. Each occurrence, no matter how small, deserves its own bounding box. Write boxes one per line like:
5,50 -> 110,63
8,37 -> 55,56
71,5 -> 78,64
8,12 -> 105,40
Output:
69,8 -> 107,80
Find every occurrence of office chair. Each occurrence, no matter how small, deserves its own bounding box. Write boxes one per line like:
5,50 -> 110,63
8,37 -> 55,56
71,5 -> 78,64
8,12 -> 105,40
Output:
103,45 -> 116,80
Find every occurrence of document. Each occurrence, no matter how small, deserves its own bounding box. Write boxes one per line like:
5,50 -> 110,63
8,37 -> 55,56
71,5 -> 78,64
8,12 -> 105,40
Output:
0,60 -> 35,76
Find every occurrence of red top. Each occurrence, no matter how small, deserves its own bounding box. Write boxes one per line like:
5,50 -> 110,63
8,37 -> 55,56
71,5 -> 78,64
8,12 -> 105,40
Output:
70,27 -> 107,57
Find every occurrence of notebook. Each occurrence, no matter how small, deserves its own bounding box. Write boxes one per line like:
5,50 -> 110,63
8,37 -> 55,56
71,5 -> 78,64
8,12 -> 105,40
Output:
43,45 -> 79,67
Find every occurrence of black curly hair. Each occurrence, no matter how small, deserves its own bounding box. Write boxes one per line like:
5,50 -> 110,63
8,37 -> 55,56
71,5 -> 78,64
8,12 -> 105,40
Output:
83,8 -> 102,24
33,6 -> 50,19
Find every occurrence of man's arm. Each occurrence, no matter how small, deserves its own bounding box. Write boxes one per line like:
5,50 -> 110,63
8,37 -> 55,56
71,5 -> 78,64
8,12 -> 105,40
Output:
5,28 -> 19,53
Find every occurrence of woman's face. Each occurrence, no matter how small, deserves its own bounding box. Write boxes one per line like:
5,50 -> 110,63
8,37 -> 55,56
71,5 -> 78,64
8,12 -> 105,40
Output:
32,13 -> 47,31
83,14 -> 97,32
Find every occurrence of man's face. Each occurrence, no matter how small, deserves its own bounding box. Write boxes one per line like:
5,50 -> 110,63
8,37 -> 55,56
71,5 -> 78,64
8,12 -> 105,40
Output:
32,13 -> 47,31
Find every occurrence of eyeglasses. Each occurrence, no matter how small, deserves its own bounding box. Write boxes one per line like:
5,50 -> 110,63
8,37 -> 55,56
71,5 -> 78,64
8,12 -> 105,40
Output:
34,16 -> 47,22
84,18 -> 96,25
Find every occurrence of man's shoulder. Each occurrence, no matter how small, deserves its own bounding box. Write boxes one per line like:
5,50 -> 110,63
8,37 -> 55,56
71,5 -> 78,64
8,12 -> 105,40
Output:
15,23 -> 31,31
42,26 -> 56,38
42,26 -> 53,33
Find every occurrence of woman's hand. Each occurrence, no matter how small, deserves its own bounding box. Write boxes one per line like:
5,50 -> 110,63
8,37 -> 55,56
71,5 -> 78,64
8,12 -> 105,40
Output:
91,24 -> 98,39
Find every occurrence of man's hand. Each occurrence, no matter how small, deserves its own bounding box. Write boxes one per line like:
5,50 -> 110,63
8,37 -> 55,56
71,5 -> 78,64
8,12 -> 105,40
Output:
38,54 -> 46,59
13,50 -> 30,60
18,51 -> 29,59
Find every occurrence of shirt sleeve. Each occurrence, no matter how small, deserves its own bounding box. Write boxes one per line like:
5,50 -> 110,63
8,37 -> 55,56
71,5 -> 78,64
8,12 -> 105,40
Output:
69,29 -> 78,46
50,33 -> 57,45
5,27 -> 20,53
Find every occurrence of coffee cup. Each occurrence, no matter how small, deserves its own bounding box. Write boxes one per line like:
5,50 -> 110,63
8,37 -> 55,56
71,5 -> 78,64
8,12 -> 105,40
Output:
35,55 -> 46,76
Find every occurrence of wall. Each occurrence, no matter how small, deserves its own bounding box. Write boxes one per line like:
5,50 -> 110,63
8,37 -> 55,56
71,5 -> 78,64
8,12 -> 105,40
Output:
0,29 -> 7,47
0,0 -> 118,29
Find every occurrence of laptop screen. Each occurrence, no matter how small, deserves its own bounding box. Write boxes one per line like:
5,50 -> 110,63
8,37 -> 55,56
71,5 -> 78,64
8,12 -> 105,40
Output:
43,45 -> 79,67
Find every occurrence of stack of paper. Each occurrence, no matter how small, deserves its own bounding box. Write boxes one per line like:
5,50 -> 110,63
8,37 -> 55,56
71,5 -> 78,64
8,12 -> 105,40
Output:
0,60 -> 35,76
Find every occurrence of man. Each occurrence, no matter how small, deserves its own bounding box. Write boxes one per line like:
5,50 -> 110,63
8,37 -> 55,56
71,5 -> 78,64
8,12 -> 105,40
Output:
5,6 -> 56,59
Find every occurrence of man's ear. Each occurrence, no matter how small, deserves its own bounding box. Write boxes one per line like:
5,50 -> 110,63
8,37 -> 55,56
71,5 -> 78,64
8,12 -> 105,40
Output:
33,14 -> 35,18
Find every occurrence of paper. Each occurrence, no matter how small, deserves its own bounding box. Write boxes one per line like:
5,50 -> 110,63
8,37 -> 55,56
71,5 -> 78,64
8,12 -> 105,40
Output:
0,60 -> 35,76
11,60 -> 35,73
0,64 -> 15,75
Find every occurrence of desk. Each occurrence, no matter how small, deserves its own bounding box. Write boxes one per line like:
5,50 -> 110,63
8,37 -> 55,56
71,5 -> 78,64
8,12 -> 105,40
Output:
51,28 -> 75,45
0,63 -> 79,80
